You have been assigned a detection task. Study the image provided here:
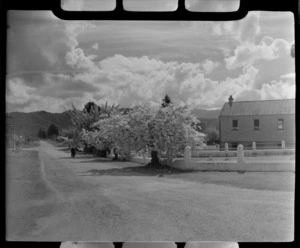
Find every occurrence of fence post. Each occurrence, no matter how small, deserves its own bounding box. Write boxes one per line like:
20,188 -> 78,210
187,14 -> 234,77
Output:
184,146 -> 192,168
252,141 -> 256,156
237,144 -> 245,165
110,148 -> 115,158
281,140 -> 285,149
224,142 -> 229,160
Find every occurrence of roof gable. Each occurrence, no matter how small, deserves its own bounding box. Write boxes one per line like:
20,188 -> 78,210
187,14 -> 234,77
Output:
219,99 -> 295,117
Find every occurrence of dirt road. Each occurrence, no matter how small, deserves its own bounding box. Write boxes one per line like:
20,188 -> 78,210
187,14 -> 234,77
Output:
6,141 -> 294,241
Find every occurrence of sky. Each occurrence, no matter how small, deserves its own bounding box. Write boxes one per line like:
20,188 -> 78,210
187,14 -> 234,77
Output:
6,0 -> 295,113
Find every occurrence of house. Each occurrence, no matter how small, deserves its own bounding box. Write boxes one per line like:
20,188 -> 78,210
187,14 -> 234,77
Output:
219,96 -> 295,150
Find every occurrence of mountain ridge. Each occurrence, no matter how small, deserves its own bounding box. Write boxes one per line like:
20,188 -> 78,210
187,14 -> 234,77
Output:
6,108 -> 221,137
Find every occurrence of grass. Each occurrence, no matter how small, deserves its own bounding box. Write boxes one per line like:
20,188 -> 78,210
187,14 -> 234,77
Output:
166,171 -> 295,192
74,153 -> 295,192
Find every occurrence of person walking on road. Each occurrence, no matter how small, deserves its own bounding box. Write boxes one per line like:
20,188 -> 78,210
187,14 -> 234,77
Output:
71,147 -> 76,158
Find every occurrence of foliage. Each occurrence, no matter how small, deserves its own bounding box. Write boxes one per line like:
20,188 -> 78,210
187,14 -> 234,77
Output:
67,101 -> 120,151
47,124 -> 59,138
67,101 -> 120,132
161,94 -> 172,108
205,126 -> 220,144
37,128 -> 47,139
84,102 -> 100,114
60,128 -> 76,139
82,103 -> 200,165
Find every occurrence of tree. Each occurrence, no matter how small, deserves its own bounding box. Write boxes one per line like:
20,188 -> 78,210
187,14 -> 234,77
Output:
60,128 -> 76,139
205,126 -> 219,145
161,94 -> 172,108
47,124 -> 59,138
67,101 -> 120,132
37,128 -> 47,139
84,102 -> 100,114
88,103 -> 200,166
67,101 -> 119,153
191,118 -> 202,132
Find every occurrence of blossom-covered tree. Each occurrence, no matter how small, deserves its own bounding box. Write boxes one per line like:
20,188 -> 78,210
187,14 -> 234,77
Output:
67,101 -> 119,132
89,103 -> 200,166
66,101 -> 119,152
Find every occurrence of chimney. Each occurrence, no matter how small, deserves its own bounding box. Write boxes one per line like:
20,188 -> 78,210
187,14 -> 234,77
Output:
228,95 -> 234,107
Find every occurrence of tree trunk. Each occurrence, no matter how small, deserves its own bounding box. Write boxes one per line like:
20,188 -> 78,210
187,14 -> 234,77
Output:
114,153 -> 118,160
151,150 -> 160,164
113,148 -> 118,160
166,148 -> 173,166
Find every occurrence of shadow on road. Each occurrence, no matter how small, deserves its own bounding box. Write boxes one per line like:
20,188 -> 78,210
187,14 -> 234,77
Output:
58,155 -> 102,160
75,158 -> 127,163
83,166 -> 190,177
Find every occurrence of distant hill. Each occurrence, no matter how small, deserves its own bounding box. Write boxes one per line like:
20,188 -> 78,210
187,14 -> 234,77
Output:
191,108 -> 221,132
6,108 -> 221,137
199,118 -> 219,132
6,111 -> 74,137
191,108 -> 221,119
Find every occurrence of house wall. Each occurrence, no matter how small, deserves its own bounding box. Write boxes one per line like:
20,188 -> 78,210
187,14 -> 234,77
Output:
219,114 -> 295,149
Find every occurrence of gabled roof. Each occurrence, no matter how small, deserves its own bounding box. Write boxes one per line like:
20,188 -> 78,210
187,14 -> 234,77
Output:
219,99 -> 295,117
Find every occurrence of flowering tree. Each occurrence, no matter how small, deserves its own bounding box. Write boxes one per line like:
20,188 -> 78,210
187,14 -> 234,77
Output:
66,101 -> 119,152
145,104 -> 200,165
90,103 -> 200,166
67,101 -> 119,132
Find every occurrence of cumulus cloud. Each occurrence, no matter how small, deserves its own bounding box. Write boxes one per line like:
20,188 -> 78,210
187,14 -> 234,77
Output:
7,49 -> 295,112
6,78 -> 36,105
62,54 -> 263,109
225,37 -> 291,70
202,60 -> 219,74
260,80 -> 295,100
92,43 -> 99,51
213,12 -> 260,43
6,11 -> 294,113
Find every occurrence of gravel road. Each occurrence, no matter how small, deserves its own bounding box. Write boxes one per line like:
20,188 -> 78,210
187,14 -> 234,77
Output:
6,141 -> 294,241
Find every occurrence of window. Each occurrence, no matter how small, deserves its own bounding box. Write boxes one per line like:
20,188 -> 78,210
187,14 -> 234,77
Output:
232,120 -> 238,130
254,119 -> 259,130
278,119 -> 284,130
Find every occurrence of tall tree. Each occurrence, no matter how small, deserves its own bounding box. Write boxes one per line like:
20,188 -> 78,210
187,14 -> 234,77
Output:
161,94 -> 172,108
47,124 -> 59,138
37,128 -> 47,139
84,102 -> 100,114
